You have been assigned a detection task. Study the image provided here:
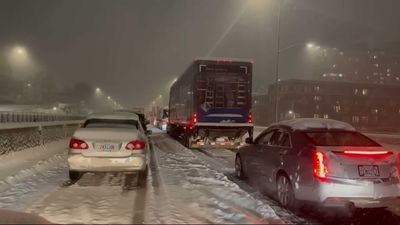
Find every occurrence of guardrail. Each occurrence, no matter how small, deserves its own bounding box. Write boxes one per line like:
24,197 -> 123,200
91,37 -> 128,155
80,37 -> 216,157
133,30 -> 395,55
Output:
0,111 -> 84,123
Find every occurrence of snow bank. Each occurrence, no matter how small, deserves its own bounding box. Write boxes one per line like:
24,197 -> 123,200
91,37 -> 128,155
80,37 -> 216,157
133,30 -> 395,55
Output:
0,140 -> 68,211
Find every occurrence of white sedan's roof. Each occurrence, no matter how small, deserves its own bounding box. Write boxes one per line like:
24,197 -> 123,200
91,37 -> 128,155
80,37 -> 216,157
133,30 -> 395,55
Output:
275,118 -> 356,131
87,112 -> 139,121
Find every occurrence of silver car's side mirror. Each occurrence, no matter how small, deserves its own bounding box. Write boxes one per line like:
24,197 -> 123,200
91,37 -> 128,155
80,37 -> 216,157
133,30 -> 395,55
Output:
245,137 -> 254,144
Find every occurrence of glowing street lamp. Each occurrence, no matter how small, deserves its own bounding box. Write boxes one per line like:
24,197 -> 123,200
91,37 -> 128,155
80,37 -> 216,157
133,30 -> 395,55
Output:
307,43 -> 314,48
16,46 -> 26,55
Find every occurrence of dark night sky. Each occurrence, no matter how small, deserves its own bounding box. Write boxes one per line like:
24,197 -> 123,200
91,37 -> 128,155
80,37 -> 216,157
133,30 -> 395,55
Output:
1,0 -> 400,107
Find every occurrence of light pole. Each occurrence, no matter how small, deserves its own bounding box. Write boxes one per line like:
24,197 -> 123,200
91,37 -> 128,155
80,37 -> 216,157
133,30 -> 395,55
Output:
274,41 -> 318,122
274,0 -> 283,123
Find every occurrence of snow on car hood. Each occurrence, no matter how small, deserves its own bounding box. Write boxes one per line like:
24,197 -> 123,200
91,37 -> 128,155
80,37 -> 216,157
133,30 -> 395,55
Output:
72,128 -> 141,141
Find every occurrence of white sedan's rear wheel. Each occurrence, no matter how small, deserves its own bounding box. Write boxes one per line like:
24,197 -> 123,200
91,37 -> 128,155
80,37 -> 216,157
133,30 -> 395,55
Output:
235,156 -> 246,180
69,171 -> 81,181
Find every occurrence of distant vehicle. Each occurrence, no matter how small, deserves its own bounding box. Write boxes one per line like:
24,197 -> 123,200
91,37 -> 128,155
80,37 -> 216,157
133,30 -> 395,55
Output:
114,109 -> 148,132
168,58 -> 254,148
236,118 -> 400,210
156,107 -> 169,131
68,112 -> 150,184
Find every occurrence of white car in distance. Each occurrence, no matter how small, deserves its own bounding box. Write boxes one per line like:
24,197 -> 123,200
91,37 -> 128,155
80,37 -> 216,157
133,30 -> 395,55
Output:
68,112 -> 151,185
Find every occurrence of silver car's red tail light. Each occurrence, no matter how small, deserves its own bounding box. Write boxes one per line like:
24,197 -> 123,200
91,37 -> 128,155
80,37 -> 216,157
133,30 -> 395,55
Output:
343,150 -> 392,155
333,150 -> 392,156
398,153 -> 400,176
313,151 -> 328,179
69,139 -> 89,150
126,141 -> 146,150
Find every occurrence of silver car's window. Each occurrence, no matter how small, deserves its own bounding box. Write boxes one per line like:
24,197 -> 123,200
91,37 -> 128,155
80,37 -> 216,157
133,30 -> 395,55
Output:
269,131 -> 283,146
256,130 -> 275,145
280,133 -> 291,148
305,131 -> 380,147
83,119 -> 139,129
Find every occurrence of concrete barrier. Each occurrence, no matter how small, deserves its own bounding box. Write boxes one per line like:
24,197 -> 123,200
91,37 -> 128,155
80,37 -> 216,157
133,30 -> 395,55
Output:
0,121 -> 82,155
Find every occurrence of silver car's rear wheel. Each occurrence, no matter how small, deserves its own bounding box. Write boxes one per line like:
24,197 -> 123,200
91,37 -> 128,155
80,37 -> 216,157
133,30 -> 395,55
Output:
235,156 -> 246,180
276,174 -> 295,208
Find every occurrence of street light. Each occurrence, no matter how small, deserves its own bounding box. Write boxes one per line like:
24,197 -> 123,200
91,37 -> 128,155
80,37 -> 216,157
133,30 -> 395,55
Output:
16,46 -> 26,55
307,43 -> 314,48
95,87 -> 101,93
107,96 -> 111,100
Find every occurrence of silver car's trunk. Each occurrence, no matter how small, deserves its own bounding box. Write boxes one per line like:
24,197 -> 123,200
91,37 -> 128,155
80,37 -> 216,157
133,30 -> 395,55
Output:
318,146 -> 396,180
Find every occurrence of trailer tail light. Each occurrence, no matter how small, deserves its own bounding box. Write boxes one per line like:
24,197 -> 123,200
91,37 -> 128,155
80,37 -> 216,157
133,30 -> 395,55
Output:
188,113 -> 197,128
193,113 -> 197,124
313,151 -> 328,179
248,113 -> 253,124
126,141 -> 146,150
69,139 -> 88,150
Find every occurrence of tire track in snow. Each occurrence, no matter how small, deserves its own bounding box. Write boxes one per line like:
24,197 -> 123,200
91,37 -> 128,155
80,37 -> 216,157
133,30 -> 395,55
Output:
145,135 -> 192,223
150,134 -> 285,224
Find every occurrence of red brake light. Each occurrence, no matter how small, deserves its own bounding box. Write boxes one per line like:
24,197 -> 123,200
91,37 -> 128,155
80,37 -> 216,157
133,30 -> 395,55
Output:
398,153 -> 400,176
69,139 -> 88,150
188,113 -> 197,127
248,113 -> 253,124
343,150 -> 391,155
126,141 -> 146,150
193,113 -> 197,123
313,151 -> 328,179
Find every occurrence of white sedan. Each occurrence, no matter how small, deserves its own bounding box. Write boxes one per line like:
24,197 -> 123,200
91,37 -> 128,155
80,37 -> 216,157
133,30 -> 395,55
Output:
67,112 -> 150,182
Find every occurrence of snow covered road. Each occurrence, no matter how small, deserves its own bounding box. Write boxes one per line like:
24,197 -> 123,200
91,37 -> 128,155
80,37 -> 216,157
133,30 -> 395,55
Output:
1,127 -> 400,224
0,129 -> 290,224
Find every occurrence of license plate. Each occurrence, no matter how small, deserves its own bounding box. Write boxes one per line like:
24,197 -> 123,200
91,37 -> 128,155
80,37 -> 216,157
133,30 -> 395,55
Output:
358,165 -> 380,177
95,143 -> 118,152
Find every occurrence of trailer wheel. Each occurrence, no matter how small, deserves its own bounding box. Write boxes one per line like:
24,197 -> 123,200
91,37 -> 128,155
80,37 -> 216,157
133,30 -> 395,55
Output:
184,134 -> 193,148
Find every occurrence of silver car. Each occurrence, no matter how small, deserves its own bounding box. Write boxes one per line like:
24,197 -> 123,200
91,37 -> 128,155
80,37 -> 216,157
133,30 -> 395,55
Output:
68,112 -> 150,181
235,118 -> 400,210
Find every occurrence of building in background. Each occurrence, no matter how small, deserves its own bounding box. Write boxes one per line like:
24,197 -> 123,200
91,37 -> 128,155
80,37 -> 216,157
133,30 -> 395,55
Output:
316,48 -> 400,85
255,79 -> 400,132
